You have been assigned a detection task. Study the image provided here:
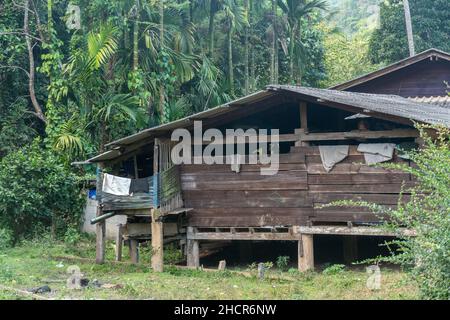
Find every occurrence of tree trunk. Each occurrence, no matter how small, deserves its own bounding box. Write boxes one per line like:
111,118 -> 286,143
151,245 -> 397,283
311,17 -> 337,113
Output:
289,27 -> 295,83
402,0 -> 415,57
228,29 -> 234,96
296,25 -> 301,85
208,0 -> 216,57
24,0 -> 46,123
133,1 -> 139,71
244,0 -> 249,94
159,0 -> 165,122
249,0 -> 255,91
273,0 -> 278,84
270,0 -> 275,84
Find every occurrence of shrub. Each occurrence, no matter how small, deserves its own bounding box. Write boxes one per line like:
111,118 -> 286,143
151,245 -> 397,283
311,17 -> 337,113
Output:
276,256 -> 290,271
0,140 -> 85,243
322,264 -> 346,275
164,244 -> 183,265
0,227 -> 13,250
326,126 -> 450,299
64,226 -> 82,245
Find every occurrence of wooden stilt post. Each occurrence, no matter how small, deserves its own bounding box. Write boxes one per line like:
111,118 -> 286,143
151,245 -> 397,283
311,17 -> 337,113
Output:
343,235 -> 358,265
300,101 -> 308,132
298,234 -> 314,272
115,224 -> 124,262
95,164 -> 105,264
129,239 -> 139,264
95,215 -> 106,264
187,227 -> 200,268
296,102 -> 309,147
151,209 -> 164,272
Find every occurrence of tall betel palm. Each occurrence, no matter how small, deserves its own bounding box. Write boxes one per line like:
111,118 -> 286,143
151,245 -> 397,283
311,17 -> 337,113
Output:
402,0 -> 415,57
222,0 -> 248,96
277,0 -> 327,84
62,24 -> 142,153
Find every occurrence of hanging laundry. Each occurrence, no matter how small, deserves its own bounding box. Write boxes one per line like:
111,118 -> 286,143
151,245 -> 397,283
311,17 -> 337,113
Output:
318,145 -> 350,172
102,173 -> 131,196
129,177 -> 151,194
357,143 -> 396,165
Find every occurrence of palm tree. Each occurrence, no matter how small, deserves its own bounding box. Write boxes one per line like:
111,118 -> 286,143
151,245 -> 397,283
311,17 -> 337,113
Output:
244,0 -> 250,94
63,24 -> 142,152
132,0 -> 140,71
270,0 -> 279,84
207,0 -> 219,57
222,0 -> 247,96
277,0 -> 327,84
402,0 -> 415,57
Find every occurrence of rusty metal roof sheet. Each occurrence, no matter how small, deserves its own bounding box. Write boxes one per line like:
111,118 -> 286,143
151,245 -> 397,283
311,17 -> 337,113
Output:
409,96 -> 450,109
269,85 -> 450,127
81,86 -> 450,163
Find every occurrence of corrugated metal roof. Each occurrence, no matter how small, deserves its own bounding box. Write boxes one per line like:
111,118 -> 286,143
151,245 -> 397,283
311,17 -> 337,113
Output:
269,85 -> 450,127
82,86 -> 450,163
105,90 -> 271,148
409,96 -> 450,109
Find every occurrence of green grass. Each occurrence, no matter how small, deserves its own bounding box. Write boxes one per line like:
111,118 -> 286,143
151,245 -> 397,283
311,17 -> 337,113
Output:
0,238 -> 418,300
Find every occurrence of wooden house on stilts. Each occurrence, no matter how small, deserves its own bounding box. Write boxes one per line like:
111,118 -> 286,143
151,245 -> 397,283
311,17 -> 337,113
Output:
79,49 -> 450,271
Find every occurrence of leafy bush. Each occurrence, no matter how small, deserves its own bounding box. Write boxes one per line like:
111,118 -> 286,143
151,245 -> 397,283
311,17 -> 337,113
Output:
276,256 -> 290,271
0,140 -> 85,243
327,126 -> 450,299
163,244 -> 183,265
0,227 -> 13,250
64,226 -> 82,245
322,264 -> 346,275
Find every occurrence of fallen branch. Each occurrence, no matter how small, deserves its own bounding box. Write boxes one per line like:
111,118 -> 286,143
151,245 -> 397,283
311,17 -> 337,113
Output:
0,285 -> 52,300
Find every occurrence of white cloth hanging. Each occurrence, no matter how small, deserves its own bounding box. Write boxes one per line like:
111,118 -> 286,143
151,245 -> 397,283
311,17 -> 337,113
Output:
318,145 -> 350,172
102,173 -> 131,196
357,143 -> 396,165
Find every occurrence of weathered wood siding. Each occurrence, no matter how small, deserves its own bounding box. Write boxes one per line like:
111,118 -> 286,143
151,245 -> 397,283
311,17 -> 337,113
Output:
182,145 -> 413,227
347,59 -> 450,97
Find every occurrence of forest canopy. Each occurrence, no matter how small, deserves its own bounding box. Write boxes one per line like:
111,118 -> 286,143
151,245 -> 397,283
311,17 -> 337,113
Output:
1,0 -> 448,162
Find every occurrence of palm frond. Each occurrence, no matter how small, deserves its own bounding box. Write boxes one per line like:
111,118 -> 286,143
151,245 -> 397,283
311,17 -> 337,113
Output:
87,24 -> 119,70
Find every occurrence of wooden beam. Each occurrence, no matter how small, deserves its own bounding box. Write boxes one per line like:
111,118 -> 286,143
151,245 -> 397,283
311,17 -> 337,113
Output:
296,129 -> 419,142
115,224 -> 124,262
298,234 -> 314,272
300,102 -> 308,131
298,226 -> 416,236
297,101 -> 310,147
133,155 -> 139,178
187,231 -> 301,241
129,239 -> 139,264
151,209 -> 164,272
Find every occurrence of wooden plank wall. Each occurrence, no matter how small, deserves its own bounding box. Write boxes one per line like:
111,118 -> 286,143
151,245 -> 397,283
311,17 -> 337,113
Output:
349,59 -> 450,97
181,145 -> 413,227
